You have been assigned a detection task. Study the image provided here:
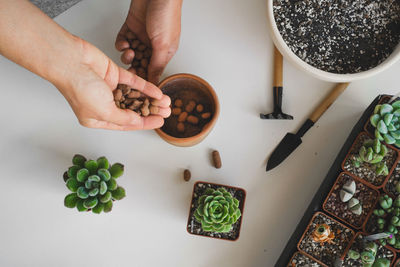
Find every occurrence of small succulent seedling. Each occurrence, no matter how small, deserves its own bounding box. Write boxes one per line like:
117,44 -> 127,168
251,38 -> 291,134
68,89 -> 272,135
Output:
193,187 -> 241,233
370,102 -> 400,148
63,154 -> 126,214
372,194 -> 400,249
347,241 -> 390,267
352,139 -> 389,176
340,179 -> 356,202
348,198 -> 362,215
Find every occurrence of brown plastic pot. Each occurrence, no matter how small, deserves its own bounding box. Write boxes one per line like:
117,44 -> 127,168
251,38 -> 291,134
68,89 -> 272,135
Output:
341,132 -> 399,189
342,232 -> 397,265
155,73 -> 220,147
297,212 -> 355,266
288,251 -> 326,267
186,181 -> 246,241
323,172 -> 379,230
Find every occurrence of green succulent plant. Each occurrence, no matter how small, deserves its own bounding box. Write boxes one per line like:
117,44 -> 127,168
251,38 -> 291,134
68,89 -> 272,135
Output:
347,242 -> 390,267
193,187 -> 241,233
372,195 -> 400,249
63,154 -> 126,214
352,139 -> 389,176
370,102 -> 400,148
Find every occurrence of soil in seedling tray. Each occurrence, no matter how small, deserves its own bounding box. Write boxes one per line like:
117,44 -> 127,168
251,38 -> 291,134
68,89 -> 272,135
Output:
288,252 -> 323,267
298,212 -> 354,266
161,86 -> 213,138
343,233 -> 395,266
273,0 -> 400,74
187,182 -> 245,241
323,173 -> 378,228
385,162 -> 400,197
343,133 -> 397,187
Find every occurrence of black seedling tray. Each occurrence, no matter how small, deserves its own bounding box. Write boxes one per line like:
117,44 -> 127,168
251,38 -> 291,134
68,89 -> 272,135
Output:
275,94 -> 386,267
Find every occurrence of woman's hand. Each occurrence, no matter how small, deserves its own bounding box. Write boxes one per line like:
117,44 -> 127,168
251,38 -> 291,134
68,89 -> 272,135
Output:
115,0 -> 183,84
58,39 -> 171,131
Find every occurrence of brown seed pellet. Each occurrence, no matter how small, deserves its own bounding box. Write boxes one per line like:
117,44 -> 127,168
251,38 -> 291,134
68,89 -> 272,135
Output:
212,150 -> 222,169
149,105 -> 159,115
196,104 -> 204,113
187,115 -> 199,125
183,169 -> 191,181
177,122 -> 185,132
126,31 -> 136,40
120,103 -> 126,109
114,89 -> 123,101
186,100 -> 196,113
172,107 -> 182,116
128,90 -> 141,99
178,112 -> 188,122
144,48 -> 152,58
140,58 -> 148,68
135,51 -> 143,60
137,44 -> 146,51
201,112 -> 211,119
115,100 -> 121,108
132,60 -> 140,68
131,40 -> 140,49
174,99 -> 183,107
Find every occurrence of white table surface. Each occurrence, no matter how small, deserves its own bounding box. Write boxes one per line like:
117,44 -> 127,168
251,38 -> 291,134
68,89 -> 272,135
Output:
0,0 -> 399,266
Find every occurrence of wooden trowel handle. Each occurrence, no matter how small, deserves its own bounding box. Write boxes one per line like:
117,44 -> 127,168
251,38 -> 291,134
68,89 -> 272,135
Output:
273,46 -> 283,87
309,83 -> 350,123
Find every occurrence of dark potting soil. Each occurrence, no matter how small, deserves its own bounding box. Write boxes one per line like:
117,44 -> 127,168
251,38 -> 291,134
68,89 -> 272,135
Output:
161,87 -> 213,138
343,133 -> 397,187
273,0 -> 400,74
187,182 -> 245,241
324,173 -> 378,228
343,233 -> 394,266
298,212 -> 354,266
288,252 -> 322,267
386,162 -> 400,197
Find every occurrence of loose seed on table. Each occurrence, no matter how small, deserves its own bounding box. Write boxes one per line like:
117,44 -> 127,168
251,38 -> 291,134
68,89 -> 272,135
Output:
172,107 -> 182,116
212,150 -> 222,169
177,122 -> 185,132
178,112 -> 188,122
183,169 -> 191,181
187,115 -> 199,125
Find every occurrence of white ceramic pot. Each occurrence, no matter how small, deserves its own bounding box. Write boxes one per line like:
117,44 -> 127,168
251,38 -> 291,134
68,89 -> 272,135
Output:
266,0 -> 400,82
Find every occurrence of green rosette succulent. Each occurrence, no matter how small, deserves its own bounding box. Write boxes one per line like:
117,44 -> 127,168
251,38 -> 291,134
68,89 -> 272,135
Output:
370,102 -> 400,148
194,187 -> 241,233
353,139 -> 389,176
63,154 -> 126,214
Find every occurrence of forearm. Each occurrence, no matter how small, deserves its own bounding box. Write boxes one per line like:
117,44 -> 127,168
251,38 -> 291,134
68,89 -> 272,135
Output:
0,0 -> 82,86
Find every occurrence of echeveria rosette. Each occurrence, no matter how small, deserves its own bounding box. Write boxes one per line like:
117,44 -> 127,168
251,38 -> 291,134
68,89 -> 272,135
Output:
194,187 -> 241,233
64,154 -> 126,214
370,102 -> 400,148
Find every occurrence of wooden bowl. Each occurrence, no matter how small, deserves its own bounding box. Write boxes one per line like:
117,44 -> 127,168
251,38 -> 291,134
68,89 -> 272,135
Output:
155,73 -> 220,147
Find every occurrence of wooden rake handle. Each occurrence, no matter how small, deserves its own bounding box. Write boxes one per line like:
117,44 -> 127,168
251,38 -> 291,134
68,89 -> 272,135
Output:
273,46 -> 283,87
309,83 -> 350,123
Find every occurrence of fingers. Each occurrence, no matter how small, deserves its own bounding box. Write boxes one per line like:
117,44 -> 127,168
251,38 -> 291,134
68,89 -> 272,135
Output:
151,94 -> 171,108
118,67 -> 163,100
155,107 -> 171,118
120,49 -> 135,65
115,24 -> 130,51
80,115 -> 164,131
147,47 -> 169,84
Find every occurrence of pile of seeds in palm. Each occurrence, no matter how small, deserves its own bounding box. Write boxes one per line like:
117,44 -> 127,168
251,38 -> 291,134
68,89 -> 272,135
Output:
113,84 -> 158,117
125,31 -> 152,80
273,0 -> 400,73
